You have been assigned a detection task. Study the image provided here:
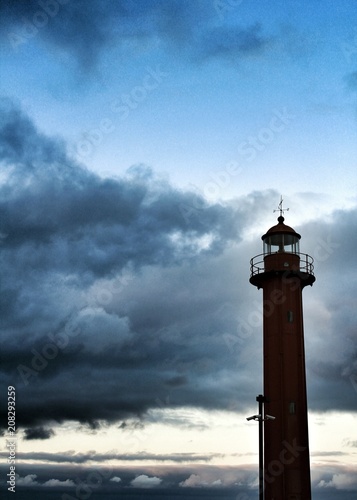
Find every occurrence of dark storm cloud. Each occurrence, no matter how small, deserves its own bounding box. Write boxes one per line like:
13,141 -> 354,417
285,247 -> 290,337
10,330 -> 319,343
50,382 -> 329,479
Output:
299,210 -> 357,412
0,99 -> 68,170
0,450 -> 223,464
0,0 -> 206,69
24,426 -> 55,440
0,99 -> 241,269
0,100 -> 356,434
0,0 -> 274,70
0,100 -> 261,431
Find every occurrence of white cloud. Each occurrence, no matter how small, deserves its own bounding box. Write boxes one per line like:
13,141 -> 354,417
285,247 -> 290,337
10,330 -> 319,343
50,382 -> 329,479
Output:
131,474 -> 162,488
179,473 -> 201,487
15,474 -> 38,486
110,476 -> 122,483
179,473 -> 222,488
317,473 -> 357,490
42,478 -> 76,487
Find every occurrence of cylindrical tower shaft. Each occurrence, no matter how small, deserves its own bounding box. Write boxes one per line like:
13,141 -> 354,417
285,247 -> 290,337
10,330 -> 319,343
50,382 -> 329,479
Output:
262,269 -> 311,499
250,212 -> 315,500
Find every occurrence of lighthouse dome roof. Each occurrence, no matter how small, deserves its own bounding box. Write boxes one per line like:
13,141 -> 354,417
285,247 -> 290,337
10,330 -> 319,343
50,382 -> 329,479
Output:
262,216 -> 301,240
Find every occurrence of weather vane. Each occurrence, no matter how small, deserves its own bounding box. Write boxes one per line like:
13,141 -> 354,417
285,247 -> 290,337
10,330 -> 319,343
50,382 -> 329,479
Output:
273,195 -> 289,218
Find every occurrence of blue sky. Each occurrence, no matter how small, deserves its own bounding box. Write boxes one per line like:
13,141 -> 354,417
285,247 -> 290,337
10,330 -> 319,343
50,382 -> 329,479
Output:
2,0 -> 357,208
1,1 -> 357,498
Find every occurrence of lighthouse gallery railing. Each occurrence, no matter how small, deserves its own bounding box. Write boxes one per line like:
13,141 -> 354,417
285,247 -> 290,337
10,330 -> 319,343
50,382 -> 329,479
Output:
250,252 -> 315,279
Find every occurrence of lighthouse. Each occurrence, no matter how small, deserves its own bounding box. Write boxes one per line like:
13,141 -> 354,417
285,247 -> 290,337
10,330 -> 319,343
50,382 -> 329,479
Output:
249,199 -> 315,499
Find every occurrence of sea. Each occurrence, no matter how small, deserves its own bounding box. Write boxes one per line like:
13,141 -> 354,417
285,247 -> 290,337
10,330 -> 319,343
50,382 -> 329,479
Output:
3,487 -> 357,500
3,487 -> 246,500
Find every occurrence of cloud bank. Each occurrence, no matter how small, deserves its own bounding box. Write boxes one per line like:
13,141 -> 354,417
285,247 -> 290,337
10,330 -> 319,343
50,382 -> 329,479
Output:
0,99 -> 356,441
4,462 -> 355,498
0,98 -> 259,434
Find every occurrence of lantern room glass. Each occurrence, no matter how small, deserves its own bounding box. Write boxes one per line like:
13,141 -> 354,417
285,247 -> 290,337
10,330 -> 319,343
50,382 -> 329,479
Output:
263,233 -> 300,255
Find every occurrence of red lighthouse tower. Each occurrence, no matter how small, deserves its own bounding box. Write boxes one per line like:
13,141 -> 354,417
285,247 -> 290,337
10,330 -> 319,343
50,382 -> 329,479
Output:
250,200 -> 315,499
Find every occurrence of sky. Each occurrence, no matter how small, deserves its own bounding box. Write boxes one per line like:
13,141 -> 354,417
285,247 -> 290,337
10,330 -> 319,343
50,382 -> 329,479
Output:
0,0 -> 357,498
